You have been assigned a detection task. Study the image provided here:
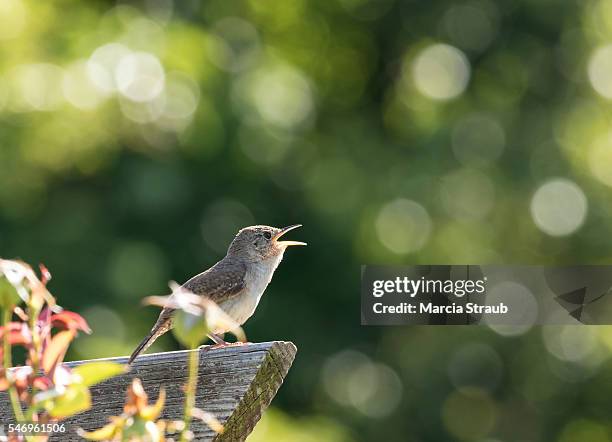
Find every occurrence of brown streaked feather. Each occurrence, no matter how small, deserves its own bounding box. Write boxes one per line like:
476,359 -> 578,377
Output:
183,258 -> 247,303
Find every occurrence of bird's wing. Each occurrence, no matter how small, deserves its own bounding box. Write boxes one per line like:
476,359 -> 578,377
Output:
129,259 -> 246,364
182,259 -> 247,303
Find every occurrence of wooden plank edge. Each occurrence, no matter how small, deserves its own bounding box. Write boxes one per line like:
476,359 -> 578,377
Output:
214,341 -> 297,442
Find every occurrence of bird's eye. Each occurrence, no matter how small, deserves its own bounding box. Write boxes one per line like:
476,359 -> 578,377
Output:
263,231 -> 272,239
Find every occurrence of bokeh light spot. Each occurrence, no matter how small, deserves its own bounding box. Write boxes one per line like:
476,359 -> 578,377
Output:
588,134 -> 612,187
558,419 -> 610,442
62,60 -> 106,110
87,43 -> 131,94
0,0 -> 26,40
588,45 -> 612,99
122,17 -> 166,53
234,63 -> 314,130
119,95 -> 163,123
252,65 -> 313,129
156,71 -> 200,131
323,350 -> 370,406
530,178 -> 587,236
442,388 -> 497,440
412,44 -> 471,100
116,51 -> 165,102
485,282 -> 538,336
542,326 -> 600,363
347,362 -> 403,418
11,64 -> 65,111
375,199 -> 432,254
322,350 -> 403,418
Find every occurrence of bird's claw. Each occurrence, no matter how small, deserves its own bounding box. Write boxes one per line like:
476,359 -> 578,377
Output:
198,341 -> 250,351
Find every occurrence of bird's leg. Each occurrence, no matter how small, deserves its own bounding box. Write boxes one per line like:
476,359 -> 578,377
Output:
209,333 -> 227,345
199,333 -> 248,351
200,333 -> 230,350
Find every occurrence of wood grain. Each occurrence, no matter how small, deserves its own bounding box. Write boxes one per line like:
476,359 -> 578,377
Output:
0,341 -> 297,441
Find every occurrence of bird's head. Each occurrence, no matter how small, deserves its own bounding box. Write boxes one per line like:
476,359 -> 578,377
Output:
227,224 -> 306,261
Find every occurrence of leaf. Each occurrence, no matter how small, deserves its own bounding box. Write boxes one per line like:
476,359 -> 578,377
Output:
42,330 -> 75,374
143,420 -> 162,441
139,387 -> 165,421
123,418 -> 161,442
45,383 -> 91,418
73,361 -> 126,387
202,299 -> 246,343
191,407 -> 224,434
52,364 -> 73,386
77,422 -> 119,441
0,322 -> 32,346
147,284 -> 245,346
33,376 -> 53,391
172,310 -> 210,348
0,260 -> 35,304
51,311 -> 91,334
32,385 -> 65,405
38,264 -> 51,285
125,378 -> 148,414
0,276 -> 21,309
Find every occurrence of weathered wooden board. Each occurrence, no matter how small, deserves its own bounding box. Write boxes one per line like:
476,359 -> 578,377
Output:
0,341 -> 297,441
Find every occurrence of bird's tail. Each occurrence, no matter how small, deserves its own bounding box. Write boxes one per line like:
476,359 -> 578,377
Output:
128,313 -> 173,365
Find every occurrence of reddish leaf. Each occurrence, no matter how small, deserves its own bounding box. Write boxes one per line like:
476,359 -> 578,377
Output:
39,264 -> 52,285
42,330 -> 75,375
0,322 -> 31,347
33,376 -> 53,391
125,378 -> 148,415
7,330 -> 30,346
51,311 -> 91,334
0,322 -> 23,335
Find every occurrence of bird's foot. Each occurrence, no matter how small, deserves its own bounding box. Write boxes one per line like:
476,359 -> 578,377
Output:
198,341 -> 250,351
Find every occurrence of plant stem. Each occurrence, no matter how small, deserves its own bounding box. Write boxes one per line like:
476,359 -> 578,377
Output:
180,348 -> 199,442
25,304 -> 41,421
3,308 -> 26,423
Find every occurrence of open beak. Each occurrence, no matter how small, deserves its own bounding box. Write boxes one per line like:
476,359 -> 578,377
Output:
273,224 -> 307,246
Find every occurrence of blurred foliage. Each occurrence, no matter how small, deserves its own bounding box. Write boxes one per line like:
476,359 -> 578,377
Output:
249,408 -> 354,442
0,259 -> 125,440
3,0 -> 612,440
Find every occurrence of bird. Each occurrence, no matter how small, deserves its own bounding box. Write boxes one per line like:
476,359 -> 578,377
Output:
128,224 -> 306,364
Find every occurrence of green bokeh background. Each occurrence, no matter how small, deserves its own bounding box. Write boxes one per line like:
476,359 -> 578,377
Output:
3,0 -> 612,440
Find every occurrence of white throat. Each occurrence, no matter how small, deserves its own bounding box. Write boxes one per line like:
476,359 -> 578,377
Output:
248,250 -> 285,297
218,250 -> 286,327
